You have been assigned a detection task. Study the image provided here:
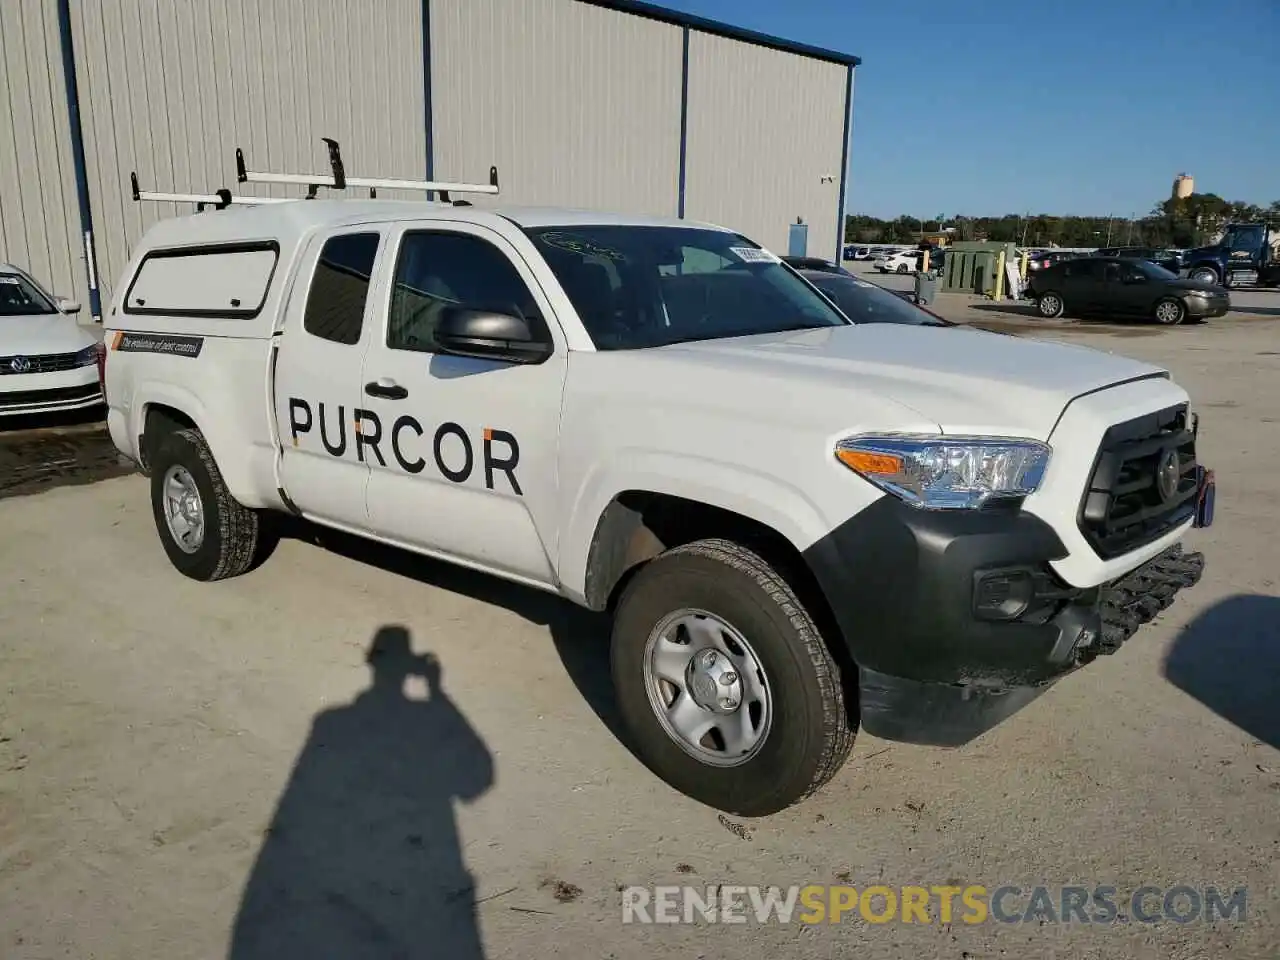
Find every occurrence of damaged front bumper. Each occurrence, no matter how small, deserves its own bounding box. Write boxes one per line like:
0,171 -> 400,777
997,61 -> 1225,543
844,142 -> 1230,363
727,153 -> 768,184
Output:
855,544 -> 1205,747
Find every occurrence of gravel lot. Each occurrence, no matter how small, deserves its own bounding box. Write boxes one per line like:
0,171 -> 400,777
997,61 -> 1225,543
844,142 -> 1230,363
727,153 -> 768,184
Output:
1,301 -> 1278,959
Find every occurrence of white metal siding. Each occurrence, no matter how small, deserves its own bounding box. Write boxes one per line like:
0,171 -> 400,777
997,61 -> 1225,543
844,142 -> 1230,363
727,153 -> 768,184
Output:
430,0 -> 683,217
0,0 -> 86,304
684,31 -> 848,258
69,0 -> 427,303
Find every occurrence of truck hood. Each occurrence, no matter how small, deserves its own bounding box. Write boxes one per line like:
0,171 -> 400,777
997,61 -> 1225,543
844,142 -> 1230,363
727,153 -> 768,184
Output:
665,323 -> 1167,441
0,314 -> 95,356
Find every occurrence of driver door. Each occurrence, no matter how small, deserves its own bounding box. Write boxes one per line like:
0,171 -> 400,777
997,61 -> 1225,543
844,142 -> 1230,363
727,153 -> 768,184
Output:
358,221 -> 567,586
1110,261 -> 1152,316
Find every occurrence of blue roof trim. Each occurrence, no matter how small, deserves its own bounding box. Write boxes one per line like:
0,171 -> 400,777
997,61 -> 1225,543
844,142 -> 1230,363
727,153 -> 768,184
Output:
574,0 -> 861,67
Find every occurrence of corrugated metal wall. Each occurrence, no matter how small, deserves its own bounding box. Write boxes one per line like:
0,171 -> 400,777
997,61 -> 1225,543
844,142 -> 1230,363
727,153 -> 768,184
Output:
430,0 -> 684,217
0,0 -> 86,304
3,0 -> 854,314
68,0 -> 427,302
684,31 -> 847,257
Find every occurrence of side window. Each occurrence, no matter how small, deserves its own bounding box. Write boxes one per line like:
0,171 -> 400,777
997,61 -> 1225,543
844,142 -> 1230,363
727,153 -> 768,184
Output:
303,233 -> 381,345
387,232 -> 544,353
1103,262 -> 1122,283
125,243 -> 278,318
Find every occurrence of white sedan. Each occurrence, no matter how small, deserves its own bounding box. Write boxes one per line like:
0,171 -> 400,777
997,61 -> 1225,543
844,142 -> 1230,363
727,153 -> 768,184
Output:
1,264 -> 103,417
874,250 -> 919,274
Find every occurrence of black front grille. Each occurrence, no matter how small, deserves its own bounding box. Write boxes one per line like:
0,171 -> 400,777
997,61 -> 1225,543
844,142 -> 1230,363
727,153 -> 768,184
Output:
0,382 -> 102,409
1079,404 -> 1199,559
0,351 -> 87,375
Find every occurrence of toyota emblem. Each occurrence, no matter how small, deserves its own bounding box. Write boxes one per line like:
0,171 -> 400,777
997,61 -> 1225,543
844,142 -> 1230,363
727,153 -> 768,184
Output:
9,356 -> 31,373
1156,448 -> 1180,503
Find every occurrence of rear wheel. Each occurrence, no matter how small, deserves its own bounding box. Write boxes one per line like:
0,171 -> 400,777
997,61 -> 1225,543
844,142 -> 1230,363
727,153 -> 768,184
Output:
150,428 -> 261,581
1154,297 -> 1187,325
1190,266 -> 1219,286
896,263 -> 909,274
611,539 -> 854,816
1037,291 -> 1065,318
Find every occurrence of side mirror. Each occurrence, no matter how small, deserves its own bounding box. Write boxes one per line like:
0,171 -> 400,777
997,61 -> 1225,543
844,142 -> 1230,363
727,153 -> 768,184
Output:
56,297 -> 82,314
434,307 -> 552,364
1124,274 -> 1146,284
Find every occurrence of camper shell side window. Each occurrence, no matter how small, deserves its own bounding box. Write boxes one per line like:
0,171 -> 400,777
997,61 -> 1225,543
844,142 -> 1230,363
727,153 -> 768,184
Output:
124,241 -> 281,319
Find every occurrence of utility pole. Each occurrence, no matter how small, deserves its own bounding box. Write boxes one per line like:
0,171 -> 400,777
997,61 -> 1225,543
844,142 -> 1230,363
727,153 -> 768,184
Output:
1105,217 -> 1114,246
1020,211 -> 1030,247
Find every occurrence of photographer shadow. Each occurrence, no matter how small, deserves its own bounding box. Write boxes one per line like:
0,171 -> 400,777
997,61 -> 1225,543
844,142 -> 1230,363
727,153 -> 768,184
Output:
229,626 -> 493,960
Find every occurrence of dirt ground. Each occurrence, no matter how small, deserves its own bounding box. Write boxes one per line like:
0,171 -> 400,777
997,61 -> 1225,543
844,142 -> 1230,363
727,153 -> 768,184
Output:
1,306 -> 1278,959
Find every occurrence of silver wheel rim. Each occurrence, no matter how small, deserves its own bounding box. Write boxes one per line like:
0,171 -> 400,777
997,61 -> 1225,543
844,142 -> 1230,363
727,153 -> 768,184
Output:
1156,301 -> 1181,324
162,465 -> 205,554
1040,294 -> 1061,316
643,609 -> 772,767
1192,270 -> 1216,285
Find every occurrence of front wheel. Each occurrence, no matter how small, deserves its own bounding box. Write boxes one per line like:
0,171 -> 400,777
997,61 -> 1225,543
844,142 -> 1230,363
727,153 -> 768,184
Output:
1037,291 -> 1065,318
150,428 -> 262,581
896,264 -> 909,274
611,539 -> 854,816
1154,297 -> 1187,325
1189,267 -> 1219,286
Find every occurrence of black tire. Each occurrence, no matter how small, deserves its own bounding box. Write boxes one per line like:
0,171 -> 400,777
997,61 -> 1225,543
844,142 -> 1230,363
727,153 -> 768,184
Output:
149,428 -> 261,581
1189,267 -> 1219,286
611,539 -> 854,817
1154,297 -> 1187,325
896,263 -> 909,274
1037,290 -> 1065,318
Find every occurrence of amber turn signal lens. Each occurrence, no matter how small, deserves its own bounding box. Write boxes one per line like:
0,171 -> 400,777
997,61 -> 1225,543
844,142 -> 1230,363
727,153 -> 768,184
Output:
836,448 -> 903,475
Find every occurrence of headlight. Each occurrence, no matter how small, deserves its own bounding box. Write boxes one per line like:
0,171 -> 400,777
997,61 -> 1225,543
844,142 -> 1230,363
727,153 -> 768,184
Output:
835,435 -> 1051,509
74,345 -> 99,368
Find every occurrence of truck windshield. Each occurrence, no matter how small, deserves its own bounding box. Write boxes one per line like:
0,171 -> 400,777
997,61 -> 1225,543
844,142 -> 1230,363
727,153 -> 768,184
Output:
0,273 -> 56,316
1221,225 -> 1264,253
527,226 -> 847,350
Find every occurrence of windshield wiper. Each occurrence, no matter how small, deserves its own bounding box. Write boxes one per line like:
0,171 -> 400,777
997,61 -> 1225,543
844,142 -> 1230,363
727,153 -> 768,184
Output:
651,323 -> 833,348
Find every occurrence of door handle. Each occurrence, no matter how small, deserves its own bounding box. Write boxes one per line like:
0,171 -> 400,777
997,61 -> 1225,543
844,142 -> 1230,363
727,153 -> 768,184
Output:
364,379 -> 408,400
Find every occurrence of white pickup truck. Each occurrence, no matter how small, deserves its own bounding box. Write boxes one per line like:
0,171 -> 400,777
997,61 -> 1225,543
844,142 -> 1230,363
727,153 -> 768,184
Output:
103,198 -> 1212,815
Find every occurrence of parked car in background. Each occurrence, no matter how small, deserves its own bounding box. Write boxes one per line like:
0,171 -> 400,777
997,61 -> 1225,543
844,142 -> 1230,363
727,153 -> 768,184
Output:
849,246 -> 873,261
1095,247 -> 1181,274
1,263 -> 103,417
1181,222 -> 1280,288
796,269 -> 952,325
1027,257 -> 1229,325
874,249 -> 919,274
1027,250 -> 1083,273
782,256 -> 852,276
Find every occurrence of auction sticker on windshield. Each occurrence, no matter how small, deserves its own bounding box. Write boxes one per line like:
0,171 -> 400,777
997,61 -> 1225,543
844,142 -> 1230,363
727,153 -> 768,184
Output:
730,247 -> 781,264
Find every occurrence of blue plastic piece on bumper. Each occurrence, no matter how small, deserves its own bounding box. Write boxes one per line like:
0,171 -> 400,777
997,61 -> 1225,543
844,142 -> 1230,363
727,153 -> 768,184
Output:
1194,467 -> 1216,528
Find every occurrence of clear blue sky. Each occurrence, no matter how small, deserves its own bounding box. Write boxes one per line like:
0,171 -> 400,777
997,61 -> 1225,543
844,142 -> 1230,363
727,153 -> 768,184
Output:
658,0 -> 1280,219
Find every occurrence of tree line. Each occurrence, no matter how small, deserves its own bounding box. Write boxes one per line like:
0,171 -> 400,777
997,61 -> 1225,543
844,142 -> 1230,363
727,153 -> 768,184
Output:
846,194 -> 1280,249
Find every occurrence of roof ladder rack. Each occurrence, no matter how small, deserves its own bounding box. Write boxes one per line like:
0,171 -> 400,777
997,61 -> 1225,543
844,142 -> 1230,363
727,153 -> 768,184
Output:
235,137 -> 500,202
130,172 -> 291,211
